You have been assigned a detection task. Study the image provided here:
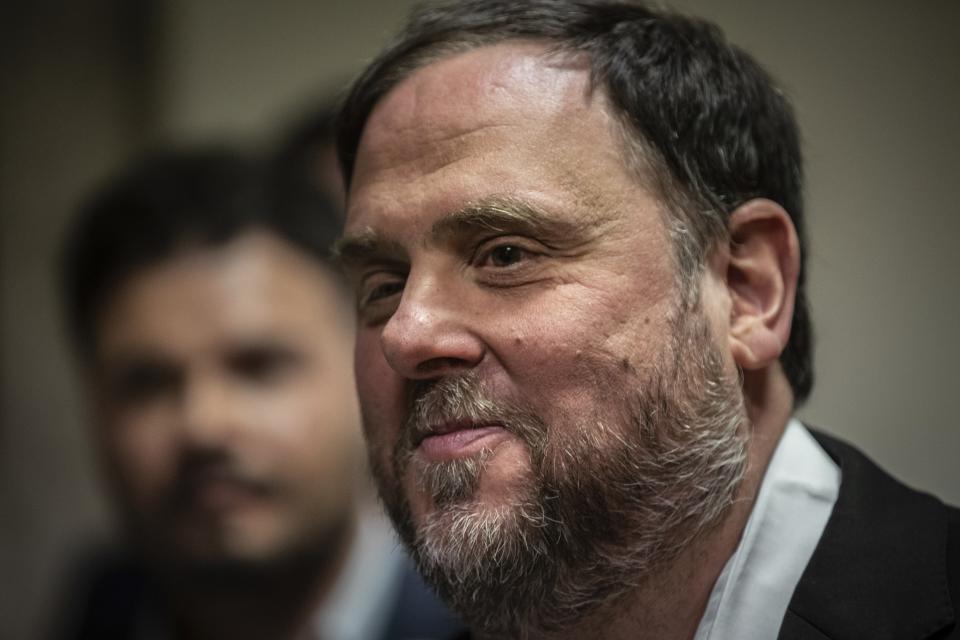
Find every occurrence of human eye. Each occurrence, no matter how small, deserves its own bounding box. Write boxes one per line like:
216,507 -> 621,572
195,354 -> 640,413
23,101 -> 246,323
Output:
365,279 -> 405,303
473,238 -> 540,270
108,359 -> 181,406
357,271 -> 406,321
229,344 -> 303,386
360,273 -> 405,304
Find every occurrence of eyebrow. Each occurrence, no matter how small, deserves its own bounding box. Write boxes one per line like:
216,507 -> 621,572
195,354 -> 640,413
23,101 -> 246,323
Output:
333,231 -> 406,270
334,194 -> 597,269
429,195 -> 590,245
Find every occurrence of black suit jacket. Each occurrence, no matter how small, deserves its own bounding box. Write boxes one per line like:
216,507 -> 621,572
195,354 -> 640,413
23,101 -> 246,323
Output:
52,549 -> 464,640
778,430 -> 959,640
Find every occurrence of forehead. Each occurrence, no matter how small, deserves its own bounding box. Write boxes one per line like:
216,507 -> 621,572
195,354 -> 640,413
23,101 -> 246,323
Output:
347,43 -> 646,236
357,43 -> 592,168
96,232 -> 346,357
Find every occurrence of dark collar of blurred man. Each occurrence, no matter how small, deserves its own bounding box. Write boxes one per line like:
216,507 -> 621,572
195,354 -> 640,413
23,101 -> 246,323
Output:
56,149 -> 462,640
332,2 -> 960,640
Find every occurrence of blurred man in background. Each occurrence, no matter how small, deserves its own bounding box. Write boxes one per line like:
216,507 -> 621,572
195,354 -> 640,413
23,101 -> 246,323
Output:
274,95 -> 348,209
55,148 -> 462,640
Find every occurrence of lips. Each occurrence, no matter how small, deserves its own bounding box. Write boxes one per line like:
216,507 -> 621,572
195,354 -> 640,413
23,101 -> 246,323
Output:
416,422 -> 509,461
170,467 -> 270,513
190,478 -> 261,510
413,420 -> 481,445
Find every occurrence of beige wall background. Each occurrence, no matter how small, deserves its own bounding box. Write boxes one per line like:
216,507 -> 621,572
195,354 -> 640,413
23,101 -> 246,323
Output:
2,1 -> 957,638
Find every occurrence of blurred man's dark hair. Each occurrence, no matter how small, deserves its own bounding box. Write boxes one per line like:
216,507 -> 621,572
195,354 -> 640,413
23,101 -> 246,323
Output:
274,95 -> 347,208
61,147 -> 343,359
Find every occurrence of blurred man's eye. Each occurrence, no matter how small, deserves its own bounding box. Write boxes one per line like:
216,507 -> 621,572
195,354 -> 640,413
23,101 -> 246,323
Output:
109,362 -> 180,405
228,346 -> 304,384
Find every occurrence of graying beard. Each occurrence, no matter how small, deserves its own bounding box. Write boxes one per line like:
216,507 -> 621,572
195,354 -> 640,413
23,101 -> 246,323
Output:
374,314 -> 748,639
415,448 -> 493,506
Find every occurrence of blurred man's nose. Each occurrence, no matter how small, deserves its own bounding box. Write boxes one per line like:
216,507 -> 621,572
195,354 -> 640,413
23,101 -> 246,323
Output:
178,371 -> 238,446
380,273 -> 484,380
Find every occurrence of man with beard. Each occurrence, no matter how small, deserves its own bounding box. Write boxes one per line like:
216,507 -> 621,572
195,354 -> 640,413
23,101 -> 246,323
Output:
55,148 -> 462,639
333,1 -> 960,639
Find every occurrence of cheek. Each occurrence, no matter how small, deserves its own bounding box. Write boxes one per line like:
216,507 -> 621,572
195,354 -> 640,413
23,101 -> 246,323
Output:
101,408 -> 179,510
488,284 -> 675,414
354,330 -> 404,446
245,377 -> 358,466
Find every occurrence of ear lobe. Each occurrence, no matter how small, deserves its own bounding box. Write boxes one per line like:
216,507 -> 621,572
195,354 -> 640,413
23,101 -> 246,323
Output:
726,199 -> 800,370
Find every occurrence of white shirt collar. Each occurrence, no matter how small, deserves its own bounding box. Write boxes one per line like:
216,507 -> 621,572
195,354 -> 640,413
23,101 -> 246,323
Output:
693,419 -> 841,640
309,505 -> 406,640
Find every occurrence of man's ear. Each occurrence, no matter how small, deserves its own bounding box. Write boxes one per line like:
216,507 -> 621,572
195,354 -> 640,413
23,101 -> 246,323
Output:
725,198 -> 800,370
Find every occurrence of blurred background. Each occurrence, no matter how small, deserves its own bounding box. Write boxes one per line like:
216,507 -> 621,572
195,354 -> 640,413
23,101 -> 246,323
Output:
1,1 -> 958,638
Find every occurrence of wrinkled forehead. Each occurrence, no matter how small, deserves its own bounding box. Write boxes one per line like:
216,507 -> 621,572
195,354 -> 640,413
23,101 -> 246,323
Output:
350,42 -> 605,188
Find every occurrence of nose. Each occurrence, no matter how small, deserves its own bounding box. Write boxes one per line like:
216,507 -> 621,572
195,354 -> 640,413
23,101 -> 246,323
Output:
380,274 -> 484,379
178,372 -> 237,448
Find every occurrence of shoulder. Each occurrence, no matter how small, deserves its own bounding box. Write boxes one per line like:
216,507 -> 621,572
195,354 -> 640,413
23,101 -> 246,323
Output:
47,547 -> 150,640
381,553 -> 465,640
783,428 -> 960,639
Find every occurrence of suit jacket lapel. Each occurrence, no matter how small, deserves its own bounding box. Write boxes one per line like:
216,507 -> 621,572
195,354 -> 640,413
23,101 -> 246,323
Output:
778,430 -> 954,640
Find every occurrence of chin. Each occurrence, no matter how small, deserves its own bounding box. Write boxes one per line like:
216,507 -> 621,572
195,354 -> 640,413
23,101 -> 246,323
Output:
161,509 -> 304,567
174,527 -> 275,565
404,439 -> 533,526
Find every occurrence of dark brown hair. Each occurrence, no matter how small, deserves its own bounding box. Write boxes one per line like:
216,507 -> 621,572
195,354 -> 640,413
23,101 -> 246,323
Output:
336,0 -> 813,403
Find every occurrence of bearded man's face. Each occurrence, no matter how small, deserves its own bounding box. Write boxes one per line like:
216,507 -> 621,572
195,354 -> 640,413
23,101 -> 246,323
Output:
340,44 -> 747,636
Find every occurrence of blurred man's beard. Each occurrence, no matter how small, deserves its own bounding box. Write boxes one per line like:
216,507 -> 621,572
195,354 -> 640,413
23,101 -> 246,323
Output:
125,503 -> 354,606
121,460 -> 352,589
368,312 -> 747,638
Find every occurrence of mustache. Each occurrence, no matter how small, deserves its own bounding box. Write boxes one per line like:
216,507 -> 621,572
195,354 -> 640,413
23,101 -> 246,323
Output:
164,450 -> 273,512
400,374 -> 547,458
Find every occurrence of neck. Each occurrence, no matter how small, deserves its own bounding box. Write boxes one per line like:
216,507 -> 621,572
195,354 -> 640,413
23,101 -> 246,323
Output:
158,513 -> 356,640
497,368 -> 793,640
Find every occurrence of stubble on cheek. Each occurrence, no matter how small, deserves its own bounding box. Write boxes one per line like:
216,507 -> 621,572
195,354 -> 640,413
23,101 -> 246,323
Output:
365,432 -> 415,542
